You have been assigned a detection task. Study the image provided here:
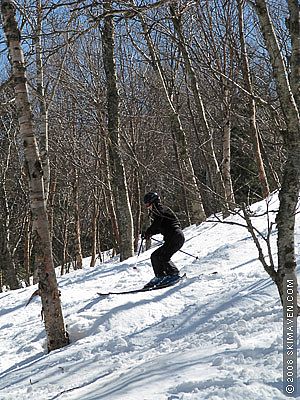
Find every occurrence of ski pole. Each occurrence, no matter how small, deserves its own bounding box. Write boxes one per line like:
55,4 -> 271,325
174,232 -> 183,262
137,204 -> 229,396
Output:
133,237 -> 144,269
151,237 -> 199,260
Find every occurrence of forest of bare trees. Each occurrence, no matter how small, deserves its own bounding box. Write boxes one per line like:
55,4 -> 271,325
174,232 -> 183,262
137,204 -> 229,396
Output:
0,0 -> 299,350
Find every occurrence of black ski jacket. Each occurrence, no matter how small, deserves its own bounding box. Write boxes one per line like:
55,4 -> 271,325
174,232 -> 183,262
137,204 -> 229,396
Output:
145,203 -> 182,240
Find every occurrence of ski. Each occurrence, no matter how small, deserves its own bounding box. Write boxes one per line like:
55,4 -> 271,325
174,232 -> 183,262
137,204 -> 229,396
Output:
97,273 -> 186,296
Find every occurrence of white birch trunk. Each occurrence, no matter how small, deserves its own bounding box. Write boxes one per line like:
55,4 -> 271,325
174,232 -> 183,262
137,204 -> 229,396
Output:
1,0 -> 68,351
34,0 -> 50,200
255,0 -> 300,304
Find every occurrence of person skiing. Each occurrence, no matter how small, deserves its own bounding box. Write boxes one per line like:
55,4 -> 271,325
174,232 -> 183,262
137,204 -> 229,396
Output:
142,192 -> 185,288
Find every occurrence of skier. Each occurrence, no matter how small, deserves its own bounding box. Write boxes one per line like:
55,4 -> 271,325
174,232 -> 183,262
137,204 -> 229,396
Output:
142,192 -> 185,288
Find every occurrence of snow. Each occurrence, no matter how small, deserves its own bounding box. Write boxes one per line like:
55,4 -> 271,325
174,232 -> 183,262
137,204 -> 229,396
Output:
0,193 -> 299,399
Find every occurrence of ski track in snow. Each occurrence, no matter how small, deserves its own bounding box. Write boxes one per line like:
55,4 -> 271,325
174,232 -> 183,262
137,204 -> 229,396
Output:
0,193 -> 299,399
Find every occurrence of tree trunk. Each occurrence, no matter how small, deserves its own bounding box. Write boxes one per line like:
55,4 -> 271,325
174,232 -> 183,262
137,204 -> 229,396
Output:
102,121 -> 120,252
171,131 -> 191,225
288,0 -> 300,108
47,169 -> 57,241
133,169 -> 141,252
170,4 -> 227,209
72,169 -> 83,269
0,146 -> 19,289
34,0 -> 50,201
61,200 -> 70,276
255,0 -> 300,305
0,216 -> 19,290
1,0 -> 68,352
238,0 -> 270,199
23,210 -> 32,285
102,1 -> 134,261
90,189 -> 99,268
221,79 -> 235,210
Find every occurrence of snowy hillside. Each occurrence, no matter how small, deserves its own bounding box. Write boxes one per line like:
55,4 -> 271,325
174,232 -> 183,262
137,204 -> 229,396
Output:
0,194 -> 299,400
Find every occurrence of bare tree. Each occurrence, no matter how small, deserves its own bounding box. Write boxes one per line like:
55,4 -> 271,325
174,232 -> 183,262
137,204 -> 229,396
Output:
72,168 -> 83,269
254,0 -> 300,304
0,172 -> 19,289
102,0 -> 134,261
237,0 -> 270,199
169,3 -> 227,209
33,0 -> 50,200
1,0 -> 69,351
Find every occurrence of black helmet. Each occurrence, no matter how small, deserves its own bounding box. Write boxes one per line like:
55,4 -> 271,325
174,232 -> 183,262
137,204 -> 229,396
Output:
143,192 -> 160,205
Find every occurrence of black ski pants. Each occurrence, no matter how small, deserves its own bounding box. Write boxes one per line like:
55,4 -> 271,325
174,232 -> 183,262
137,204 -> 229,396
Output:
151,229 -> 185,277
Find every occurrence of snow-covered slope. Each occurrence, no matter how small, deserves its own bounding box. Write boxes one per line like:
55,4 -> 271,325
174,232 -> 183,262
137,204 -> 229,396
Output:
0,194 -> 299,400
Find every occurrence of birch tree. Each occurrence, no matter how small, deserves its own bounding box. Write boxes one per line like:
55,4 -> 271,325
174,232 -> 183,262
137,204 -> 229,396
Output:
237,0 -> 270,199
254,0 -> 300,305
1,0 -> 69,351
33,0 -> 50,200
